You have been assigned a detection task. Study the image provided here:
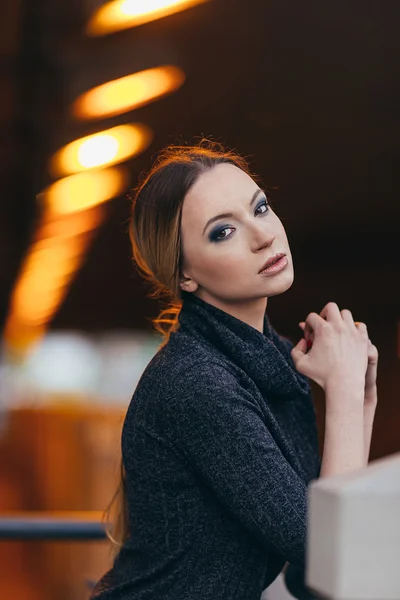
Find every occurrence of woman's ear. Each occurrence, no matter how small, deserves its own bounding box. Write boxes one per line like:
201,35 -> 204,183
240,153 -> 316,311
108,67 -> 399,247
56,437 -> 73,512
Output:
179,272 -> 199,293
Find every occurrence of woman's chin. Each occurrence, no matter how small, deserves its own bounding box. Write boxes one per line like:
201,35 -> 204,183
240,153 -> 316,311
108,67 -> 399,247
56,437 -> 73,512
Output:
264,270 -> 294,296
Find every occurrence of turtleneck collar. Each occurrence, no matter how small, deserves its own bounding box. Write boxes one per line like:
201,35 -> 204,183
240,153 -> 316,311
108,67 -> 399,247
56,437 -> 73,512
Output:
177,291 -> 310,402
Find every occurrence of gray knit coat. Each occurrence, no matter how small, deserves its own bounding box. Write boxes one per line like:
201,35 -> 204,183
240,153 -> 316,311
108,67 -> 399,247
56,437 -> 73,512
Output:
92,290 -> 321,600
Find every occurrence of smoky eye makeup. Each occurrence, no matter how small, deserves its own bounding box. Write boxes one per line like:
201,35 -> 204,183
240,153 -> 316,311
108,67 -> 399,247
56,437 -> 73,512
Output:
208,196 -> 270,243
208,226 -> 235,243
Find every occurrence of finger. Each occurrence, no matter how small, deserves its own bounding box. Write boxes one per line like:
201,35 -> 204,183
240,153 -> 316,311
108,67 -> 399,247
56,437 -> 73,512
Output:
299,321 -> 314,347
319,302 -> 342,325
354,321 -> 368,333
341,309 -> 355,326
367,343 -> 378,363
304,312 -> 327,334
291,337 -> 308,362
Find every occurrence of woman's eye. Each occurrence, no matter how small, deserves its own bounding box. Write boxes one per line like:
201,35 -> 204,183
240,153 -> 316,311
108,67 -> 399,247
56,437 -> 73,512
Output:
209,226 -> 235,242
208,199 -> 270,242
255,200 -> 270,215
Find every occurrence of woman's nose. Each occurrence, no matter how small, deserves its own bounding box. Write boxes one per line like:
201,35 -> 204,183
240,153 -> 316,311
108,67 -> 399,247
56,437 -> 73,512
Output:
249,222 -> 275,252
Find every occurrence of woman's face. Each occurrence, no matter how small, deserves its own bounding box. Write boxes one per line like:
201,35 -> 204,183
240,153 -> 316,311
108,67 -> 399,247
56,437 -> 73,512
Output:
179,163 -> 294,306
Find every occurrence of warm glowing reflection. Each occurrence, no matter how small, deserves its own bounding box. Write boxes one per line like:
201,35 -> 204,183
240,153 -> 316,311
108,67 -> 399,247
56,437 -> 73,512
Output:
39,207 -> 105,239
43,166 -> 130,215
4,195 -> 109,357
4,320 -> 47,356
20,242 -> 86,277
12,245 -> 85,307
73,66 -> 185,120
4,240 -> 89,354
13,287 -> 65,320
50,124 -> 152,176
86,0 -> 210,36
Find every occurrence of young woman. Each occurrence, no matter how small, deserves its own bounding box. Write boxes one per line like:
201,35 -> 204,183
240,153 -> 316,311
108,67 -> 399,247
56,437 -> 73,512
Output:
91,141 -> 378,600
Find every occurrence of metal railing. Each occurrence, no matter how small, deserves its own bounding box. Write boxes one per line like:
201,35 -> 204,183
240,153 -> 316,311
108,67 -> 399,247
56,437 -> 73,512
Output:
0,511 -> 107,540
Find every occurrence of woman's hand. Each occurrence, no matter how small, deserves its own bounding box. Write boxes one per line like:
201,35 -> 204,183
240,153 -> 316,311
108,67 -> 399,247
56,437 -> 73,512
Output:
297,306 -> 378,466
291,303 -> 369,394
298,315 -> 378,399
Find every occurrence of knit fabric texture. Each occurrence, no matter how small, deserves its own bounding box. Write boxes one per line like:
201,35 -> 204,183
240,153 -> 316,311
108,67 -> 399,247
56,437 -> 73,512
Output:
91,291 -> 321,600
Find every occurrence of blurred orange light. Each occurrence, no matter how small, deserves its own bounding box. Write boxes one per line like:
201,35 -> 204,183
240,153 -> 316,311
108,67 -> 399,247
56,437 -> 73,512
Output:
5,246 -> 85,347
12,247 -> 84,308
42,166 -> 130,215
73,66 -> 185,120
4,187 -> 111,357
3,320 -> 47,359
86,0 -> 210,36
50,124 -> 152,177
20,243 -> 85,277
38,207 -> 105,239
13,285 -> 65,318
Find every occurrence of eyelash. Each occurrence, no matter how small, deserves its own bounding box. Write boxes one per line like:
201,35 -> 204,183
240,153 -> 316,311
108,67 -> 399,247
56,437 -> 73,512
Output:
209,199 -> 270,242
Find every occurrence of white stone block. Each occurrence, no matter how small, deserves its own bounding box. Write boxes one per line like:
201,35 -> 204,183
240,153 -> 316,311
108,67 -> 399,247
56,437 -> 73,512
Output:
306,452 -> 400,600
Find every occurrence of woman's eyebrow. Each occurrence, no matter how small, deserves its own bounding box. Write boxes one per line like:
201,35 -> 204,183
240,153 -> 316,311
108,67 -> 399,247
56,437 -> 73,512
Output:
202,188 -> 263,235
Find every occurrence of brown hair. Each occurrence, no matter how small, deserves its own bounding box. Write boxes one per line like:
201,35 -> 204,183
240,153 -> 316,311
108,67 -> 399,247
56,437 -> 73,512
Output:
104,139 -> 256,553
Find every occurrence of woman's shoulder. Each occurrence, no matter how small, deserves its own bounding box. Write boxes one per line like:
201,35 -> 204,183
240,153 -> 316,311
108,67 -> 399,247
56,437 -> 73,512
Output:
123,332 -> 241,431
127,330 -> 236,404
144,329 -> 237,387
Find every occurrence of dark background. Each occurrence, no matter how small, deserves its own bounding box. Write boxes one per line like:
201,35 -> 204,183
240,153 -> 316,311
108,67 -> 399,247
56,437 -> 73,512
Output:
0,0 -> 399,455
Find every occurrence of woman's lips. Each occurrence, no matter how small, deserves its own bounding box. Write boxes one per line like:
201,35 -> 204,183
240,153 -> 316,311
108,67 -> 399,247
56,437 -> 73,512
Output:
259,255 -> 288,276
258,253 -> 286,273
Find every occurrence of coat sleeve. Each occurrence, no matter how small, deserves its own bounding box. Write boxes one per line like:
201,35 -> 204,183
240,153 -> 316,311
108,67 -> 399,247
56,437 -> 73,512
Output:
163,360 -> 313,568
283,563 -> 320,599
